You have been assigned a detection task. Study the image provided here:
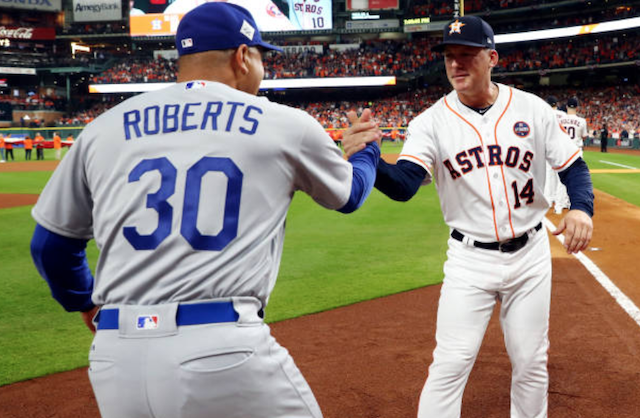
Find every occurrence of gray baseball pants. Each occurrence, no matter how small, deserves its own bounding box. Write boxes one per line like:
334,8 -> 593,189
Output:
88,297 -> 322,418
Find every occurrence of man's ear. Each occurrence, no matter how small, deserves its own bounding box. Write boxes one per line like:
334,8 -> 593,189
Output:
488,49 -> 499,69
232,44 -> 250,76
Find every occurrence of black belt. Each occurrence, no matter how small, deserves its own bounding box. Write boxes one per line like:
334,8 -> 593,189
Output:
451,222 -> 542,253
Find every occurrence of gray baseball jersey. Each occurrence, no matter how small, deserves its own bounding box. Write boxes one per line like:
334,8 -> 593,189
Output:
32,80 -> 353,308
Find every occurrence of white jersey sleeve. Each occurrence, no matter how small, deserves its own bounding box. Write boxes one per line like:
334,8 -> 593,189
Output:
396,104 -> 440,185
549,111 -> 582,170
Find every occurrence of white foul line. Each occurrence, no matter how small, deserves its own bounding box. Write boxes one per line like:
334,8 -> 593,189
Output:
598,160 -> 638,169
544,217 -> 640,328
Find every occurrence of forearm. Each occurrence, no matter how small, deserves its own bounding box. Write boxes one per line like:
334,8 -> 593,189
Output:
338,142 -> 380,213
30,224 -> 95,312
558,157 -> 594,217
374,159 -> 426,201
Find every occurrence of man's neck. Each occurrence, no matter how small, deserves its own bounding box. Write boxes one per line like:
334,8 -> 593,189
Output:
458,82 -> 499,109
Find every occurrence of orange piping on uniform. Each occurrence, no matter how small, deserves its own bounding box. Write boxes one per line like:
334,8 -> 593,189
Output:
494,87 -> 516,239
553,149 -> 581,170
399,154 -> 429,168
559,123 -> 568,134
444,96 -> 501,241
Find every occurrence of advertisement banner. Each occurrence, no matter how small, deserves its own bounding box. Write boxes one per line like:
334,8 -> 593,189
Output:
0,67 -> 37,75
73,0 -> 122,22
130,0 -> 332,37
0,27 -> 56,40
281,44 -> 323,55
346,0 -> 398,11
345,19 -> 399,30
130,14 -> 182,37
0,0 -> 61,12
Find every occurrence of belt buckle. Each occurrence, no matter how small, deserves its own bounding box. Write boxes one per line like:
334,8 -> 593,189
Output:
498,235 -> 528,253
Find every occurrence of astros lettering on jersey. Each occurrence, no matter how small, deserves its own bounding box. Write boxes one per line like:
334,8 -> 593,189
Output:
399,83 -> 581,243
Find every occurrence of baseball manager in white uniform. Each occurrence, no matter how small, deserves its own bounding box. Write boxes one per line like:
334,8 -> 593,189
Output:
371,16 -> 594,418
30,3 -> 381,418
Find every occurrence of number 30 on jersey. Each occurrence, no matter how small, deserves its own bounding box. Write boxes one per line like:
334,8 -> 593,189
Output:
123,157 -> 242,251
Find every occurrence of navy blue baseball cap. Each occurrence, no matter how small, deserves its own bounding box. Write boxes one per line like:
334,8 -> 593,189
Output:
175,2 -> 283,56
567,97 -> 579,108
546,96 -> 558,106
432,16 -> 495,52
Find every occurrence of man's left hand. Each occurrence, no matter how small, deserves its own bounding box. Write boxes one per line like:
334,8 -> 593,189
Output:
553,209 -> 593,254
81,306 -> 100,334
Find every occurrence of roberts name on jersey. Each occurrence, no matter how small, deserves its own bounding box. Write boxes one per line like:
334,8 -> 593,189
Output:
123,101 -> 263,140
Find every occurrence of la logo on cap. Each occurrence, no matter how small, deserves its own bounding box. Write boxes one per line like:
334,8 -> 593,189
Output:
181,38 -> 193,48
240,20 -> 255,41
449,19 -> 466,34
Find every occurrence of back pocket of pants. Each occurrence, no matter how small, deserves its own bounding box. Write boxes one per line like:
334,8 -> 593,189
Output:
180,348 -> 254,373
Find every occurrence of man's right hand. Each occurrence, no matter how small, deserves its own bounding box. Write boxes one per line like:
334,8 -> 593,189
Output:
341,109 -> 382,158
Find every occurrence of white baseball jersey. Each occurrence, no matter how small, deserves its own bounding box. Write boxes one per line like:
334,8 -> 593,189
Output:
32,80 -> 353,307
165,0 -> 297,32
398,83 -> 581,242
559,113 -> 588,148
554,109 -> 565,120
286,0 -> 332,30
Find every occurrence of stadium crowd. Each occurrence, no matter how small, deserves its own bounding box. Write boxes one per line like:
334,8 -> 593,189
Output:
54,85 -> 639,142
0,93 -> 65,112
90,32 -> 639,84
410,0 -> 634,17
495,32 -> 639,72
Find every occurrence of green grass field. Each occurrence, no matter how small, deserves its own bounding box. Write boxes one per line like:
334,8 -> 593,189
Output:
0,149 -> 447,385
582,151 -> 640,207
1,146 -> 639,386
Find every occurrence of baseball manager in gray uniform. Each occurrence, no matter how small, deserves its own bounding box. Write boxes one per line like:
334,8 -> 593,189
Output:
30,3 -> 381,417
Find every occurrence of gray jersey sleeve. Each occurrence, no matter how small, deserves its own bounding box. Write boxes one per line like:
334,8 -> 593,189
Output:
292,111 -> 352,209
32,134 -> 93,240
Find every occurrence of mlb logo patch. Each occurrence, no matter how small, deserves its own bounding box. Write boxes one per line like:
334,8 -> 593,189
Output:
181,38 -> 193,48
137,315 -> 159,330
240,20 -> 255,41
513,121 -> 531,138
186,81 -> 206,90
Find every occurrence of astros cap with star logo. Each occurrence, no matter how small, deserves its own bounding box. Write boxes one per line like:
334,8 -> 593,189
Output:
432,15 -> 495,52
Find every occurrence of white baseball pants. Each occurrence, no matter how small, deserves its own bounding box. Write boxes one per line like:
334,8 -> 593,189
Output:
418,229 -> 551,418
